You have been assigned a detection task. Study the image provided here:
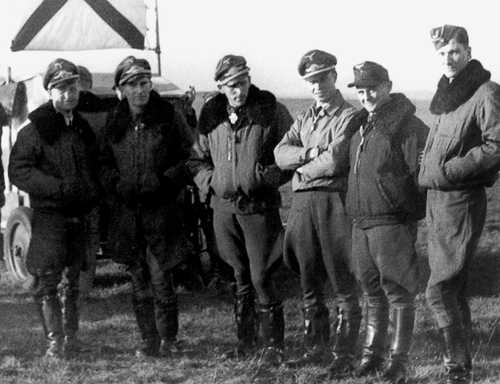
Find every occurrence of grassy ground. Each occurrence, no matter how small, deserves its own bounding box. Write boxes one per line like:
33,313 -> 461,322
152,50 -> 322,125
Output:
0,240 -> 498,384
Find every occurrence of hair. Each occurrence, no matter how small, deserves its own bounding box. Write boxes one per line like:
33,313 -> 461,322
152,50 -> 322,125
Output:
452,29 -> 469,47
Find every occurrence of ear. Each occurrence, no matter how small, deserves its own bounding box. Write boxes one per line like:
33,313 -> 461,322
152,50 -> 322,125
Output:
331,71 -> 338,83
467,46 -> 472,60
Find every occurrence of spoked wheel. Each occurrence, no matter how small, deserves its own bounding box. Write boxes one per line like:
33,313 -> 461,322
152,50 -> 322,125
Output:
4,207 -> 34,286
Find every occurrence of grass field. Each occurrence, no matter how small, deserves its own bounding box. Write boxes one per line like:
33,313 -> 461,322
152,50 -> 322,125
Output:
0,97 -> 498,383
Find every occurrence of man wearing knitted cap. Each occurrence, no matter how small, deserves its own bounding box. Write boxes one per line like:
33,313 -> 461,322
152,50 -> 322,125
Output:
274,50 -> 361,374
99,56 -> 194,358
345,61 -> 428,383
190,54 -> 293,365
9,58 -> 100,358
419,25 -> 500,383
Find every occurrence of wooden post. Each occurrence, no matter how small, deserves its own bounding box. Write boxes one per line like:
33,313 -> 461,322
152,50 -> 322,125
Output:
154,0 -> 161,76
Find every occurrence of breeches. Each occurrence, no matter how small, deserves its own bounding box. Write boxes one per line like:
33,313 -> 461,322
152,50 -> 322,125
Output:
284,191 -> 358,310
352,222 -> 419,306
213,209 -> 282,304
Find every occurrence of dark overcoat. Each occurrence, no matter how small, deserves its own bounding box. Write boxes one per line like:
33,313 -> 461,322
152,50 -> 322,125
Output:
99,91 -> 193,269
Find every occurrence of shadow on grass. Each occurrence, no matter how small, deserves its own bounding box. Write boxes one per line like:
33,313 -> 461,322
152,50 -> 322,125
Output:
411,247 -> 500,298
93,272 -> 130,288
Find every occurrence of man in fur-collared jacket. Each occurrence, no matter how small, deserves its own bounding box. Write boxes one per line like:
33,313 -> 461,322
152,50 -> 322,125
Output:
99,56 -> 194,358
9,58 -> 100,359
190,54 -> 293,365
419,25 -> 500,384
346,61 -> 428,384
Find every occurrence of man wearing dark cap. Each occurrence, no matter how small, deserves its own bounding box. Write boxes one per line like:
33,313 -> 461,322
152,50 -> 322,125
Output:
190,54 -> 293,365
9,58 -> 100,358
274,50 -> 361,374
419,25 -> 500,383
99,56 -> 194,358
345,61 -> 428,383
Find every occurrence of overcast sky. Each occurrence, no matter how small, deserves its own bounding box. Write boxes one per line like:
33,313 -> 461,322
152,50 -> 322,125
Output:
0,0 -> 498,97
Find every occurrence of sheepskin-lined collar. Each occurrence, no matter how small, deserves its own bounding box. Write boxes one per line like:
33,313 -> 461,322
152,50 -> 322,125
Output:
198,85 -> 276,134
105,90 -> 174,142
430,59 -> 490,114
28,102 -> 95,145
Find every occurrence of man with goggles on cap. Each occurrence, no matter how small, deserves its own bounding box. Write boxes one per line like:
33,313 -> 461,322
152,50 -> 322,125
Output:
190,54 -> 293,365
99,56 -> 194,358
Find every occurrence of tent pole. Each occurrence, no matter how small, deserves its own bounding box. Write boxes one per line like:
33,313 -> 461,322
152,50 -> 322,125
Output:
154,0 -> 161,76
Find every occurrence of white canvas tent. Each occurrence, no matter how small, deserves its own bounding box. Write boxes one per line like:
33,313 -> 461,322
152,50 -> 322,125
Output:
11,0 -> 148,51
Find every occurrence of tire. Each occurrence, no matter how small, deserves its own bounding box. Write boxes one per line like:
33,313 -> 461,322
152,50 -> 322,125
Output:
4,207 -> 34,284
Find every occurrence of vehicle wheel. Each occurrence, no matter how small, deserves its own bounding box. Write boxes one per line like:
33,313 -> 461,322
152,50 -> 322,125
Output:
4,207 -> 34,284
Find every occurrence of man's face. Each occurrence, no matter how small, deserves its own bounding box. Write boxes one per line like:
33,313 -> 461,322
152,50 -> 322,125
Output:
437,38 -> 471,79
356,81 -> 392,113
50,80 -> 80,113
305,71 -> 337,105
220,75 -> 251,108
121,76 -> 152,110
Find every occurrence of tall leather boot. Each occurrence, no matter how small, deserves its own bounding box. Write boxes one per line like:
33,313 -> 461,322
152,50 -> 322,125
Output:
37,295 -> 64,358
382,306 -> 415,384
60,289 -> 84,355
328,308 -> 361,378
441,325 -> 471,384
157,296 -> 181,356
285,303 -> 330,368
355,301 -> 389,377
132,297 -> 160,357
257,302 -> 285,366
223,293 -> 257,359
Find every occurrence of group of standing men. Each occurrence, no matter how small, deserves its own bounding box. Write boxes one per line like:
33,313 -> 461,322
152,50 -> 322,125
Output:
6,24 -> 500,384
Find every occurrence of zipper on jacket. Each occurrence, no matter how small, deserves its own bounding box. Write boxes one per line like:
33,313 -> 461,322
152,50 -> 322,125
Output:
133,123 -> 140,191
231,130 -> 238,190
354,122 -> 372,215
354,125 -> 367,174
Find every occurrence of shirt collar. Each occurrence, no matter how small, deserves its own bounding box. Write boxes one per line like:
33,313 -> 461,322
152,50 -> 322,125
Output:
61,111 -> 73,126
310,90 -> 344,118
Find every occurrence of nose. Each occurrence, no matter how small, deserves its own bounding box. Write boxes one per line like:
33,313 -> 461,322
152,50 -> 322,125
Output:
443,52 -> 453,65
360,91 -> 373,104
63,90 -> 75,99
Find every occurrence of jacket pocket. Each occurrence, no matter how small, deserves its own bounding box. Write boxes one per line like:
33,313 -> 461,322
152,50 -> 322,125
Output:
210,163 -> 236,198
418,135 -> 456,189
377,173 -> 419,216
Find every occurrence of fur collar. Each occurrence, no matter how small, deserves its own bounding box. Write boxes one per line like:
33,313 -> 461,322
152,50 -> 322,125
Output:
106,90 -> 174,142
350,93 -> 416,134
430,59 -> 491,114
28,102 -> 95,145
198,85 -> 277,135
